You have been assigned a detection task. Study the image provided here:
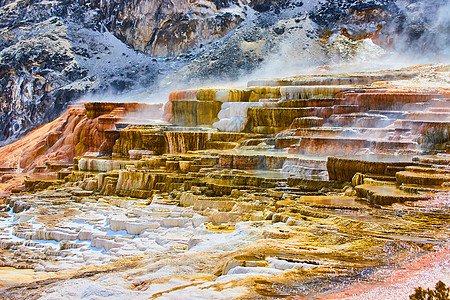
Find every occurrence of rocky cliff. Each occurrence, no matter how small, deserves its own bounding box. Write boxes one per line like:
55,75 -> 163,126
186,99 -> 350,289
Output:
0,0 -> 448,144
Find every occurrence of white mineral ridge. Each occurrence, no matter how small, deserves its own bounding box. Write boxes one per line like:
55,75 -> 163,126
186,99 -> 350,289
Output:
125,221 -> 160,235
137,278 -> 205,297
78,158 -> 136,172
91,237 -> 122,251
267,257 -> 318,270
38,277 -> 143,300
187,222 -> 263,253
214,102 -> 264,132
160,217 -> 191,227
227,266 -> 283,276
217,102 -> 263,119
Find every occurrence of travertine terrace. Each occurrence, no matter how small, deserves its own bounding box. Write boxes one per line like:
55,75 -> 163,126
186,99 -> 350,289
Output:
0,64 -> 449,299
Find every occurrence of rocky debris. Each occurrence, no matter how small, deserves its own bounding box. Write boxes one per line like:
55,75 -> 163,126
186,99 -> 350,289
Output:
309,0 -> 398,28
165,14 -> 326,83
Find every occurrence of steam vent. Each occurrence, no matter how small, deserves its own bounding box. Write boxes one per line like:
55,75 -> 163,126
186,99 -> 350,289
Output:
0,0 -> 450,298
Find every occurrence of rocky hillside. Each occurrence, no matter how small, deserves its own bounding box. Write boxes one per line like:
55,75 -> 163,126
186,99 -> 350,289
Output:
0,0 -> 448,144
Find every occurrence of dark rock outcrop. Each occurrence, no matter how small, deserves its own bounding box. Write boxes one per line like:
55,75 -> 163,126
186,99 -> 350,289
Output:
0,22 -> 85,142
0,1 -> 162,143
89,0 -> 244,56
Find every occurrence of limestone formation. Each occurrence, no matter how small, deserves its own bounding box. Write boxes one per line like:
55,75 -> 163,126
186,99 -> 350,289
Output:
0,65 -> 449,299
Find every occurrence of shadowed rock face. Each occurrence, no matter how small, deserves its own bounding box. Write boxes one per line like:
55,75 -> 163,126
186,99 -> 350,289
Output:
0,9 -> 161,144
0,22 -> 85,143
88,0 -> 244,56
93,0 -> 310,57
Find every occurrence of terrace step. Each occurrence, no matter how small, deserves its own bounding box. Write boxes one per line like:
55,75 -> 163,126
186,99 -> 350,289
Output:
355,184 -> 430,205
288,137 -> 373,156
346,93 -> 440,110
276,98 -> 343,108
327,113 -> 393,128
281,127 -> 410,138
280,86 -> 356,99
405,112 -> 450,121
396,168 -> 450,186
326,156 -> 413,182
366,110 -> 408,119
290,117 -> 325,129
247,74 -> 411,87
288,137 -> 417,156
412,155 -> 450,166
428,98 -> 450,108
246,107 -> 316,134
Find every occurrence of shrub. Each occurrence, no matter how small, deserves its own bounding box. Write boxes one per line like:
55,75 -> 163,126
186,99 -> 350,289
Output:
410,281 -> 449,300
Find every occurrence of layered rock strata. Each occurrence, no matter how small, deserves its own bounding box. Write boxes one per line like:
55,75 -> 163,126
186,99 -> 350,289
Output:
0,102 -> 163,172
0,65 -> 449,298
